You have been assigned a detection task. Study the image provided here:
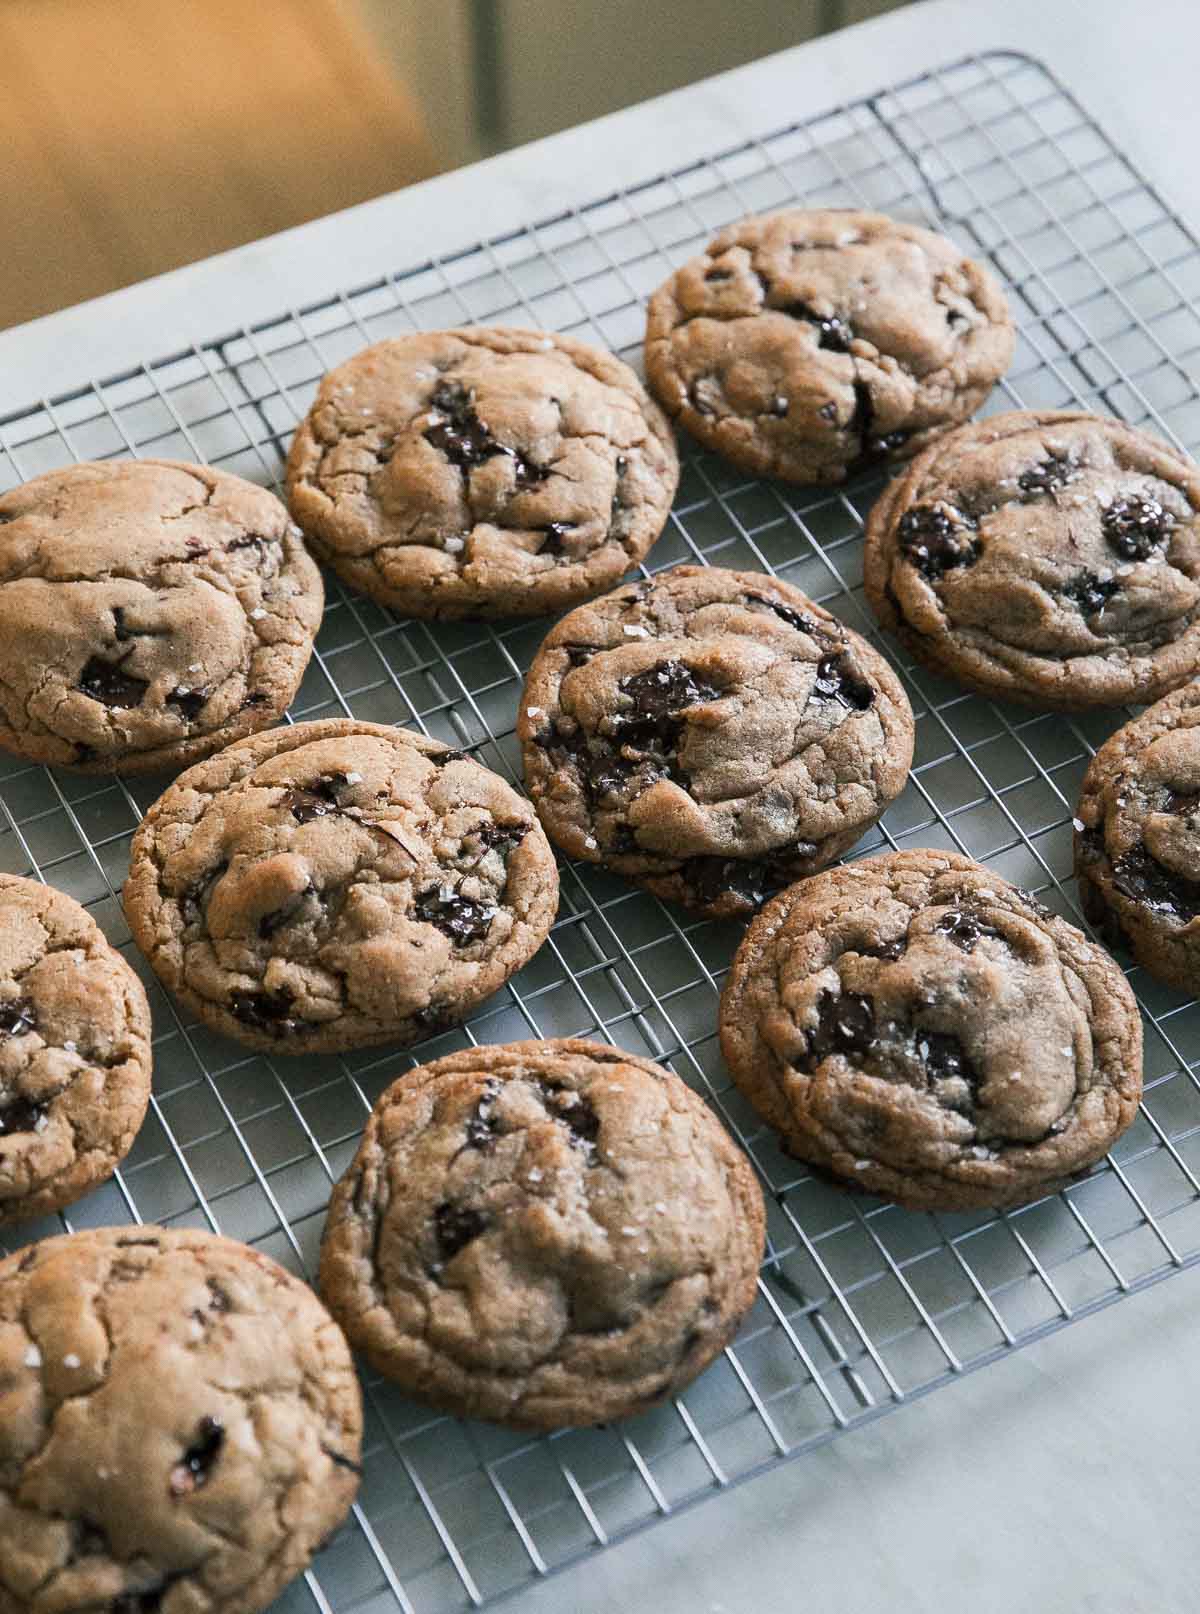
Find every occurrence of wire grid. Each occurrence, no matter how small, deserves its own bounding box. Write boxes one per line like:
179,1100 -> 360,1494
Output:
1,47 -> 1200,1614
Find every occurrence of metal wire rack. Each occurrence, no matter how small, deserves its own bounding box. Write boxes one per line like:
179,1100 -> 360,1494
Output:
2,48 -> 1199,1614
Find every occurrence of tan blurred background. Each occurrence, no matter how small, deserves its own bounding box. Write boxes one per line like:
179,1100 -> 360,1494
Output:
0,0 -> 906,330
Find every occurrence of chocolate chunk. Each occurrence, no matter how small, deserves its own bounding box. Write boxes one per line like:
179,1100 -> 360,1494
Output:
870,429 -> 911,455
934,909 -> 1001,951
538,522 -> 572,557
0,1001 -> 36,1037
283,773 -> 351,823
170,1417 -> 224,1497
1164,790 -> 1200,817
78,656 -> 149,709
780,302 -> 853,353
1102,494 -> 1175,560
1113,842 -> 1200,923
1062,570 -> 1119,617
682,855 -> 769,913
228,987 -> 300,1035
0,1094 -> 49,1136
813,650 -> 875,710
562,643 -> 597,668
112,605 -> 133,642
474,821 -> 529,856
897,504 -> 980,580
745,594 -> 823,637
424,381 -> 514,472
1018,451 -> 1079,497
433,1201 -> 489,1262
704,267 -> 733,283
540,1081 -> 601,1155
806,991 -> 876,1065
464,1077 -> 502,1150
769,396 -> 789,417
165,686 -> 207,723
414,888 -> 497,945
610,660 -> 721,743
858,937 -> 907,961
917,1028 -> 980,1102
258,883 -> 314,939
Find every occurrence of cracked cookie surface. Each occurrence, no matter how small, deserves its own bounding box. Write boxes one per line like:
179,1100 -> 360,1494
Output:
319,1038 -> 764,1429
719,850 -> 1141,1210
0,875 -> 151,1225
1075,683 -> 1200,993
644,209 -> 1013,484
285,328 -> 679,619
864,410 -> 1200,708
123,719 -> 559,1054
0,460 -> 323,773
0,1226 -> 361,1614
517,565 -> 914,919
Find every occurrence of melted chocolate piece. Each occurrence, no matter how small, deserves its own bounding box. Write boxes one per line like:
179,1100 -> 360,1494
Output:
429,748 -> 468,766
538,522 -> 572,557
283,773 -> 350,823
78,657 -> 149,709
934,909 -> 1001,951
897,504 -> 980,580
170,1417 -> 224,1496
805,990 -> 876,1066
112,606 -> 132,642
610,660 -> 721,743
769,395 -> 789,417
745,594 -> 823,637
424,381 -> 507,471
0,1001 -> 36,1037
165,686 -> 207,723
228,988 -> 301,1035
0,1094 -> 48,1136
871,430 -> 911,455
414,888 -> 496,945
857,937 -> 907,961
1113,842 -> 1200,923
812,650 -> 874,710
434,1201 -> 489,1262
562,643 -> 597,668
917,1028 -> 980,1102
474,821 -> 529,856
112,1577 -> 181,1613
1164,790 -> 1200,817
540,1081 -> 601,1155
258,883 -> 314,939
181,862 -> 228,927
242,692 -> 270,710
779,302 -> 853,353
1018,451 -> 1079,497
1102,494 -> 1175,560
704,267 -> 733,283
1062,570 -> 1119,617
819,401 -> 839,423
682,855 -> 769,912
464,1077 -> 502,1150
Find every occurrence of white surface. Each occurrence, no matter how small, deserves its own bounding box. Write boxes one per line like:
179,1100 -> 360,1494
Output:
2,0 -> 1198,1607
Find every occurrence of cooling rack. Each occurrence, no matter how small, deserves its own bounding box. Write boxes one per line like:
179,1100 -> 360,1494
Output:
3,48 -> 1200,1614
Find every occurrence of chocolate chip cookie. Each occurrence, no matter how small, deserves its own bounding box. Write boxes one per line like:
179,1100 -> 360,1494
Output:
0,1226 -> 361,1614
123,719 -> 559,1054
864,410 -> 1200,709
0,874 -> 152,1225
1075,682 -> 1200,992
720,850 -> 1142,1211
517,565 -> 914,919
0,460 -> 323,773
285,327 -> 679,619
320,1039 -> 764,1429
644,208 -> 1013,484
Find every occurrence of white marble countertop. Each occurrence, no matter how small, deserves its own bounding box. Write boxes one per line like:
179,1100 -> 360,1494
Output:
3,0 -> 1198,1607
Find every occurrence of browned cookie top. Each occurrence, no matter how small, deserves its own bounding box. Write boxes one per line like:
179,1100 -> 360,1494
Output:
518,565 -> 914,918
720,851 -> 1142,1211
285,328 -> 679,618
123,719 -> 559,1054
0,1227 -> 361,1614
0,460 -> 323,773
319,1039 -> 765,1429
0,874 -> 152,1226
644,208 -> 1013,484
864,410 -> 1200,708
1075,682 -> 1200,993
